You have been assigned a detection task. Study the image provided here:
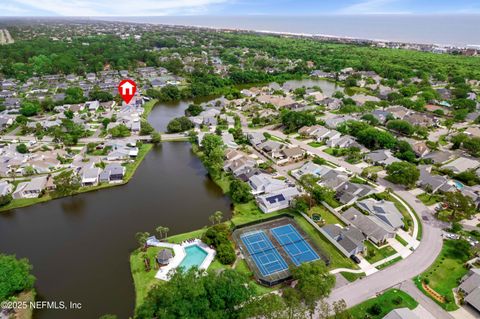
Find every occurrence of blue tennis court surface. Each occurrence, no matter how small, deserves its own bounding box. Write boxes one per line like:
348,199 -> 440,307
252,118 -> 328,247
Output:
241,231 -> 288,276
271,224 -> 320,266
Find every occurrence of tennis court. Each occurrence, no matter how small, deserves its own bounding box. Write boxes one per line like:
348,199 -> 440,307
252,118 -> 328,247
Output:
241,230 -> 289,276
271,224 -> 320,266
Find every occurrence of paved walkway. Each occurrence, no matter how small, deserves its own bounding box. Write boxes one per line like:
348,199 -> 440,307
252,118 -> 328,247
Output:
146,238 -> 186,280
400,280 -> 454,319
450,306 -> 480,319
146,237 -> 215,281
387,238 -> 412,259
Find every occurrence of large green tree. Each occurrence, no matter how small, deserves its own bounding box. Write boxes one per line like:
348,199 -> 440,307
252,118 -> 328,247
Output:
386,162 -> 420,187
444,191 -> 476,221
53,170 -> 81,196
291,260 -> 336,317
0,254 -> 35,301
136,268 -> 254,319
229,179 -> 253,203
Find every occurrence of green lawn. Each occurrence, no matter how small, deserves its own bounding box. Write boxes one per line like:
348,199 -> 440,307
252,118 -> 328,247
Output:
293,213 -> 357,270
166,228 -> 208,244
416,193 -> 443,206
415,240 -> 470,311
308,205 -> 345,226
350,176 -> 367,184
395,235 -> 408,246
362,166 -> 383,174
234,259 -> 276,296
141,99 -> 159,119
130,246 -> 165,308
376,256 -> 402,270
347,289 -> 418,319
323,147 -> 346,157
364,241 -> 397,264
307,141 -> 323,148
341,272 -> 365,282
125,144 -> 153,180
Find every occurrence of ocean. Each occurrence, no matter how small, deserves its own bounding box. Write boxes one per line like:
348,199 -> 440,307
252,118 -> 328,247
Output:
101,15 -> 480,47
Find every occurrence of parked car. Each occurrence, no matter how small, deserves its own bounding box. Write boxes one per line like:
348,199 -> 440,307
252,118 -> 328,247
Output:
350,255 -> 361,264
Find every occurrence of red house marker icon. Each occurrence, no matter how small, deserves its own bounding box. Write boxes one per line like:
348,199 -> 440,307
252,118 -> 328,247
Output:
118,79 -> 137,104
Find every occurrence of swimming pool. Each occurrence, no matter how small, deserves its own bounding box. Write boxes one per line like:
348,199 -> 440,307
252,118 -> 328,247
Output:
453,180 -> 465,190
179,245 -> 208,270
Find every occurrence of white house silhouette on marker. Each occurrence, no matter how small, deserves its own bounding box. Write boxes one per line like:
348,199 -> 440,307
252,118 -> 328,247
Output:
120,81 -> 134,95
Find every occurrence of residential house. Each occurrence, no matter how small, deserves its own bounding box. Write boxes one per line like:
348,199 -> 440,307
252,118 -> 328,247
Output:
410,140 -> 429,157
256,94 -> 296,109
465,127 -> 480,138
350,94 -> 380,106
457,268 -> 480,313
248,173 -> 289,195
0,180 -> 13,196
4,98 -> 21,110
423,151 -> 452,165
223,149 -> 257,177
461,185 -> 480,209
99,163 -> 125,183
311,127 -> 341,143
0,115 -> 14,129
343,207 -> 396,245
371,110 -> 390,124
246,132 -> 267,146
256,140 -> 286,160
319,97 -> 342,110
436,88 -> 452,100
334,182 -> 375,205
298,125 -> 323,137
85,100 -> 100,112
326,136 -> 359,149
418,166 -> 454,193
12,176 -> 48,199
383,308 -> 420,319
403,113 -> 436,127
357,198 -> 404,229
364,149 -> 401,166
86,73 -> 96,81
322,224 -> 366,257
291,162 -> 334,180
81,167 -> 101,186
385,106 -> 410,120
442,157 -> 480,174
281,146 -> 305,163
221,132 -> 239,149
325,115 -> 355,129
256,187 -> 301,213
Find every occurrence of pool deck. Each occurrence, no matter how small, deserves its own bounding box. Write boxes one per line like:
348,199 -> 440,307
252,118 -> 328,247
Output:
146,237 -> 215,281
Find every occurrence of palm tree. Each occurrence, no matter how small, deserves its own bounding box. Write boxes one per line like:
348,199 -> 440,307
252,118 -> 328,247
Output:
156,226 -> 170,239
424,184 -> 433,200
209,211 -> 223,225
135,231 -> 150,250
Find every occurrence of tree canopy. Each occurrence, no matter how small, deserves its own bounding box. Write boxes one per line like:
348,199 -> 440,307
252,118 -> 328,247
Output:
136,268 -> 254,319
386,162 -> 420,187
0,254 -> 35,302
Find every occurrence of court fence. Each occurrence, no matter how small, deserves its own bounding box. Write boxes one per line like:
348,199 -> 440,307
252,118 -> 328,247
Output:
232,216 -> 329,286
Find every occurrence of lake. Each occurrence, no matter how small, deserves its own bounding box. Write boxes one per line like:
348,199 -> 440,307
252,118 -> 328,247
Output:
0,104 -> 232,318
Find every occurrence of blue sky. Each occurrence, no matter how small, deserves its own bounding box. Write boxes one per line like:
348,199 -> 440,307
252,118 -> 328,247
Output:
2,0 -> 480,16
